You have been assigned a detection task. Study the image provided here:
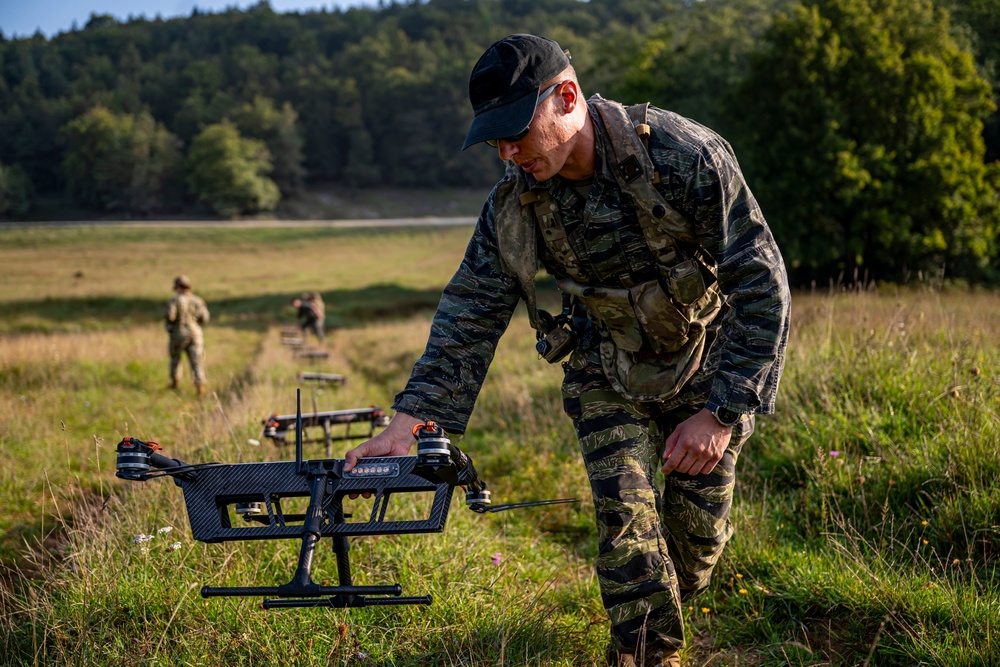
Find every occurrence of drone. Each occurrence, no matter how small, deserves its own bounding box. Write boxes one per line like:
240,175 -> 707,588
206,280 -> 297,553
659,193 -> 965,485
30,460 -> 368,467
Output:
261,406 -> 389,456
296,372 -> 347,387
297,350 -> 329,361
115,391 -> 577,610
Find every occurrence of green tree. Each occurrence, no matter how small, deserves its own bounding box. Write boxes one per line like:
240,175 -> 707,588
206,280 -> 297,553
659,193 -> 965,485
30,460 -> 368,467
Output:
936,0 -> 1000,162
597,0 -> 790,134
61,105 -> 182,214
231,95 -> 305,195
732,0 -> 999,282
186,120 -> 280,218
0,161 -> 34,216
336,77 -> 381,188
0,0 -> 686,196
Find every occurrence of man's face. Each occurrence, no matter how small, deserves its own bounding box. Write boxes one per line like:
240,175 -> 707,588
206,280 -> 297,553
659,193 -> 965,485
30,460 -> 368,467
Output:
496,83 -> 578,181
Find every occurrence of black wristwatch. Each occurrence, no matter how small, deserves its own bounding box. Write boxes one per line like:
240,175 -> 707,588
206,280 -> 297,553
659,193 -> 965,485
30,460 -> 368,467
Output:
710,406 -> 743,427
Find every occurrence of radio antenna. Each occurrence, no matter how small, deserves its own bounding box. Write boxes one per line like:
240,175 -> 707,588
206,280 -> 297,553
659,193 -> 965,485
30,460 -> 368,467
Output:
295,388 -> 303,473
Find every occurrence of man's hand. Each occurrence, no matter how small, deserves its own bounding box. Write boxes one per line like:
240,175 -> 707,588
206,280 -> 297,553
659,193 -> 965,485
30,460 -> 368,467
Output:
661,408 -> 733,476
343,412 -> 424,472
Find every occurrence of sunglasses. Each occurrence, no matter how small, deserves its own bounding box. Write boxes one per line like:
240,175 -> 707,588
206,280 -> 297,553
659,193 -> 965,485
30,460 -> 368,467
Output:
486,80 -> 568,148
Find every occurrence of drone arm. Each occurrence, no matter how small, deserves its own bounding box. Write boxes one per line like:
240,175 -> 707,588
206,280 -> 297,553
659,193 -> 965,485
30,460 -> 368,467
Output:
149,451 -> 189,470
116,437 -> 197,482
447,440 -> 488,499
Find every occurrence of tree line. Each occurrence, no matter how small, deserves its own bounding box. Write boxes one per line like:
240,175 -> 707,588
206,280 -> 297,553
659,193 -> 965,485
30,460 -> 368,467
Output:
1,0 -> 997,284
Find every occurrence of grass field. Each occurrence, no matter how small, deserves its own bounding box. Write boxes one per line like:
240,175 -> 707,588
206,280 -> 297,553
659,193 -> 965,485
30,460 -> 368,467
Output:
0,224 -> 998,666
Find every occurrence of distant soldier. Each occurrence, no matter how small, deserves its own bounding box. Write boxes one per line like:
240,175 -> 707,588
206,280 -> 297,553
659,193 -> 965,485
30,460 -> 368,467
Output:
293,291 -> 325,342
165,275 -> 210,396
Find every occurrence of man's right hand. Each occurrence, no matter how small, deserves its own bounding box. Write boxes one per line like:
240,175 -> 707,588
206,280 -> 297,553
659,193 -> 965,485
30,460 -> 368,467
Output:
343,411 -> 424,472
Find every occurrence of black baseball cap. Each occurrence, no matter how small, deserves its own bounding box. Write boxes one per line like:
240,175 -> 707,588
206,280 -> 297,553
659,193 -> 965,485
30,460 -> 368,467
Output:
462,34 -> 571,150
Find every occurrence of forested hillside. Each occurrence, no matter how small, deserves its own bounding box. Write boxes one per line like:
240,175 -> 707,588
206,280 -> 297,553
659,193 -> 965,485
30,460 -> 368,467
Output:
1,0 -> 998,284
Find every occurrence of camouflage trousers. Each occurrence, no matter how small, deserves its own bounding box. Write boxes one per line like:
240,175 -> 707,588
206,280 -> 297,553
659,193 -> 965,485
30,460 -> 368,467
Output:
168,335 -> 206,386
561,356 -> 753,652
301,321 -> 325,343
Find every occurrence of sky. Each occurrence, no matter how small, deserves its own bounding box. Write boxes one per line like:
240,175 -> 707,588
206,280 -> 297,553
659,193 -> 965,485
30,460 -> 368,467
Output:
1,0 -> 379,38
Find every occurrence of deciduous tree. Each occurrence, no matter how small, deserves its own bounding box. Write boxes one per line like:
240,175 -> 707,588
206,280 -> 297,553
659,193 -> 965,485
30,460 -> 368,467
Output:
61,105 -> 182,214
186,120 -> 280,217
231,95 -> 305,195
0,161 -> 34,216
732,0 -> 999,283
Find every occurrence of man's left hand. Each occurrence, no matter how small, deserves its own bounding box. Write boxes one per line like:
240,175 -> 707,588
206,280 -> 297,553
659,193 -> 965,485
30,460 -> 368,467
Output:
661,408 -> 733,476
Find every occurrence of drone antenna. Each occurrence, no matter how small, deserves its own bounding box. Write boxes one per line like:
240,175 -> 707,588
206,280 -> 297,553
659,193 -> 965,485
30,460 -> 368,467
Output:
295,388 -> 303,473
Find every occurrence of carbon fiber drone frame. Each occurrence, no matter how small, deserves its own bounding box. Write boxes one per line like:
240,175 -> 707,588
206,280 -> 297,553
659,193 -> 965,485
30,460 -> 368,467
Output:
115,393 -> 575,610
114,394 -> 488,609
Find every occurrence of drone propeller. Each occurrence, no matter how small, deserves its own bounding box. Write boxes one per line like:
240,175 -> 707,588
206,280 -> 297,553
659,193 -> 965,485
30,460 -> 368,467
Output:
469,497 -> 579,513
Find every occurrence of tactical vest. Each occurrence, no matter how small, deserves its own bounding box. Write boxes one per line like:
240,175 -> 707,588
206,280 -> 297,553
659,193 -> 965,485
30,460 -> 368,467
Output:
494,95 -> 722,402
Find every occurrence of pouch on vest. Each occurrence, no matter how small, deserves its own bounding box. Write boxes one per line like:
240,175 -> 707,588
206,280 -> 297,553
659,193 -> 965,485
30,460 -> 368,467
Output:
559,268 -> 721,401
669,258 -> 707,306
630,279 -> 690,354
560,282 -> 644,353
599,333 -> 706,403
559,273 -> 715,355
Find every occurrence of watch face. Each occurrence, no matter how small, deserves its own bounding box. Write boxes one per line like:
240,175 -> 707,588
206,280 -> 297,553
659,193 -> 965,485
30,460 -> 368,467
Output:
715,408 -> 741,426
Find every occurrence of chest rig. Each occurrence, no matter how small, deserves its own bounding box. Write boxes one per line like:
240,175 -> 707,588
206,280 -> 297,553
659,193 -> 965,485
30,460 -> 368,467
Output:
494,96 -> 723,401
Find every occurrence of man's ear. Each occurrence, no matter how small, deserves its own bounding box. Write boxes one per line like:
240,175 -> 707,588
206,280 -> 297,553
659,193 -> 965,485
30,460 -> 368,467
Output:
563,81 -> 580,113
558,81 -> 578,114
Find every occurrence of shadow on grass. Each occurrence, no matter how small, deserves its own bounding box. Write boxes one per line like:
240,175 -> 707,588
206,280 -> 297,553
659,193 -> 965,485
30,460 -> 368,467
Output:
1,283 -> 446,334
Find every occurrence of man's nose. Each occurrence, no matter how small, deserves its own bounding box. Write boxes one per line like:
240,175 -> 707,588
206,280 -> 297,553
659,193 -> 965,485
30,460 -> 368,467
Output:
498,140 -> 519,161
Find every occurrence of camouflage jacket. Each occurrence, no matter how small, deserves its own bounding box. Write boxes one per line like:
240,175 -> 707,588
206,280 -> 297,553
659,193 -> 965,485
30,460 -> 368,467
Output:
393,101 -> 790,435
297,302 -> 320,327
165,292 -> 210,340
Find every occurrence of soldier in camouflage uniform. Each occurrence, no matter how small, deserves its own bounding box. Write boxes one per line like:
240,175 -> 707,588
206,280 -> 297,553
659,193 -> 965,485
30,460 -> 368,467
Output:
345,34 -> 790,666
165,275 -> 210,396
295,291 -> 325,343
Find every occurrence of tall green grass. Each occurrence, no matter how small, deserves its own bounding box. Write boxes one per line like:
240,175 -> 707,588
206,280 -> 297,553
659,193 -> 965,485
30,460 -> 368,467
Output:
0,225 -> 998,665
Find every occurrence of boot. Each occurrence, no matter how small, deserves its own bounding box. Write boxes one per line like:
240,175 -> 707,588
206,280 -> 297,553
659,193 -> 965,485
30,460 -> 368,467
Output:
644,646 -> 681,667
606,647 -> 636,667
168,377 -> 178,390
607,645 -> 681,667
195,383 -> 205,398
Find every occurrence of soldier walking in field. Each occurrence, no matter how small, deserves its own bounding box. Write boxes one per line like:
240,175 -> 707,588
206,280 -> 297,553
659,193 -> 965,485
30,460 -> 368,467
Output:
345,35 -> 790,666
292,291 -> 325,343
165,275 -> 210,396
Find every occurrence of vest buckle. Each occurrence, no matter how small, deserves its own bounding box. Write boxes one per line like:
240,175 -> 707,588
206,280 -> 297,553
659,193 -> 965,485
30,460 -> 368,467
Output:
618,155 -> 643,183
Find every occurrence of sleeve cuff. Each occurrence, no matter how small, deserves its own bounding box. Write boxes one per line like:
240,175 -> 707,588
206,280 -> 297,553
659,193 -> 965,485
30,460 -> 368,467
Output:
706,380 -> 762,416
391,394 -> 469,436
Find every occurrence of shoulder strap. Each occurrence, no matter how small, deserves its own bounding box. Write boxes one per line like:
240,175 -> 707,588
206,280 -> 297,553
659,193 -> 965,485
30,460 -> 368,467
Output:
494,166 -> 542,330
624,103 -> 660,184
591,96 -> 697,264
520,189 -> 588,283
